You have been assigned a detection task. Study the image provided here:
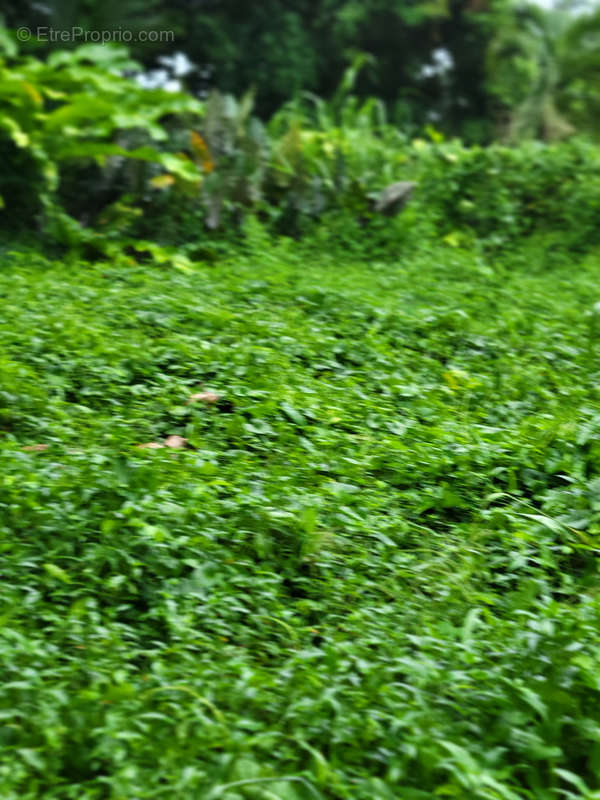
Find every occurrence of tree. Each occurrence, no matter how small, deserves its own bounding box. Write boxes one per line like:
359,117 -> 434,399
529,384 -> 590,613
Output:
3,0 -> 496,139
486,1 -> 600,141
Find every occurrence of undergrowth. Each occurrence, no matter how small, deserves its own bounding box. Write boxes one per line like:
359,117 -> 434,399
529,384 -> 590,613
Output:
2,235 -> 600,798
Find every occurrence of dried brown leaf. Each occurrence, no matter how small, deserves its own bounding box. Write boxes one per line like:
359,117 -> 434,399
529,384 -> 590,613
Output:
23,444 -> 49,452
163,435 -> 188,449
187,391 -> 220,405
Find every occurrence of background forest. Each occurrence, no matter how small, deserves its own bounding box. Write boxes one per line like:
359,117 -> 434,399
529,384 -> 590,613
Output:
4,0 -> 600,138
1,0 -> 600,252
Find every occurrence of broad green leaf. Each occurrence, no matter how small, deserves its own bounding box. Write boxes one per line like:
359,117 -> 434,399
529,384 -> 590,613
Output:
43,563 -> 71,583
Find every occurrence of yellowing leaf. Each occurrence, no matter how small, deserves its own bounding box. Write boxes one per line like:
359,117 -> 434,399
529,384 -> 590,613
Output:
22,81 -> 43,107
150,173 -> 176,189
190,131 -> 214,173
443,369 -> 470,390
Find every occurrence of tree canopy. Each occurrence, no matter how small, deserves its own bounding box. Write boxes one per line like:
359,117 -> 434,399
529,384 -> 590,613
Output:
2,0 -> 599,141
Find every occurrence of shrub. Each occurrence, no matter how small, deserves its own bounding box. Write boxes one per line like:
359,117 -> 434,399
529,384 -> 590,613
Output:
0,37 -> 203,246
1,30 -> 600,254
412,137 -> 600,250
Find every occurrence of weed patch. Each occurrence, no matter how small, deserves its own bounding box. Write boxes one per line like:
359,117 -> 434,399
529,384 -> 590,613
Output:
1,241 -> 600,798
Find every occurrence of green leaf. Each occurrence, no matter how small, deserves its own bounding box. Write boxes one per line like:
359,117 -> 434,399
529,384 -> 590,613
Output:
521,513 -> 564,534
43,563 -> 71,583
280,402 -> 306,426
0,116 -> 29,147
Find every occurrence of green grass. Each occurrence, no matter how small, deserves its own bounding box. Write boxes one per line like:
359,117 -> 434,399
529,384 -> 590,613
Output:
2,236 -> 600,799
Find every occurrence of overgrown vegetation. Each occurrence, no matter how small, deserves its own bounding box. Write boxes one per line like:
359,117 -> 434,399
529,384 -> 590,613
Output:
2,231 -> 600,798
2,37 -> 600,259
3,6 -> 600,797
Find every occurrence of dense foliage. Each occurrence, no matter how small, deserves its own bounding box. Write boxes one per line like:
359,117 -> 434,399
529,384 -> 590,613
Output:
487,3 -> 600,141
2,234 -> 600,798
3,0 -> 491,135
3,11 -> 600,798
0,38 -> 202,247
2,37 -> 600,257
5,0 -> 600,142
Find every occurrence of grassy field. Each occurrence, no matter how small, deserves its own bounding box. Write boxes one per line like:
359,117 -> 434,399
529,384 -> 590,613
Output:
2,237 -> 600,799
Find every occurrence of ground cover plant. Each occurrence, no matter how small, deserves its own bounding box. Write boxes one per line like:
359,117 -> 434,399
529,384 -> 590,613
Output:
2,229 -> 600,799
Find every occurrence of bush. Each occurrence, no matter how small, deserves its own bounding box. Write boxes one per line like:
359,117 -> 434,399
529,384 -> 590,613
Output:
1,30 -> 600,255
0,37 -> 203,247
412,137 -> 600,250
